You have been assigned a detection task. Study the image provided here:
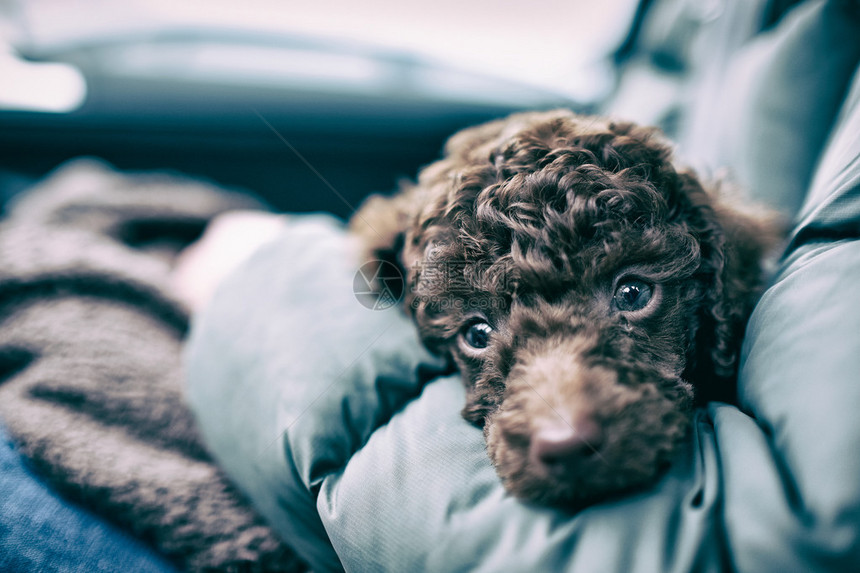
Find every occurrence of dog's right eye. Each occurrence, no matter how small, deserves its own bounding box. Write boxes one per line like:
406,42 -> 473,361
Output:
612,279 -> 653,312
463,322 -> 493,349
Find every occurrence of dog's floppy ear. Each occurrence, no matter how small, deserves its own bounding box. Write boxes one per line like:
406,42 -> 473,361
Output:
350,113 -> 524,275
350,182 -> 418,272
680,172 -> 784,402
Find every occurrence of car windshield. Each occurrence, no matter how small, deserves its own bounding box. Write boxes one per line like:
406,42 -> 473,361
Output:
1,0 -> 639,107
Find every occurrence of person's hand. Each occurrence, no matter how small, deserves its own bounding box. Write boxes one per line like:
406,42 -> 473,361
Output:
171,211 -> 288,313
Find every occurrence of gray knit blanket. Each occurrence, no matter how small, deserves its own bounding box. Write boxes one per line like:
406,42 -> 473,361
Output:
0,160 -> 305,572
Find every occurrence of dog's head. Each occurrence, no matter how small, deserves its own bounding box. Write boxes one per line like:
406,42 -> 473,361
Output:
352,110 -> 780,506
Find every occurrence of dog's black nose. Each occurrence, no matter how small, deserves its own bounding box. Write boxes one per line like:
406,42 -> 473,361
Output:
530,417 -> 603,467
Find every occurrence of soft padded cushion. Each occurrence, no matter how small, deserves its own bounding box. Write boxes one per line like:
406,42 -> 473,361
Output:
790,64 -> 860,249
184,216 -> 449,572
682,0 -> 860,218
724,64 -> 860,572
726,241 -> 860,572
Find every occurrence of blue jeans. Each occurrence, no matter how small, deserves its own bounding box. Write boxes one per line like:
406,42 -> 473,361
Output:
0,425 -> 176,573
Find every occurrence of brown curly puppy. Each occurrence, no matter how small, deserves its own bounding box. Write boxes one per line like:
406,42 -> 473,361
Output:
351,110 -> 779,507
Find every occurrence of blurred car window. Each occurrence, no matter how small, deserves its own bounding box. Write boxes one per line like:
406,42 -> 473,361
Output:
0,0 -> 640,216
2,0 -> 639,107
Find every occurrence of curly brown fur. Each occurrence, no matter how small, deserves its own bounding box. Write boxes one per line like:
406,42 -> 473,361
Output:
351,110 -> 781,507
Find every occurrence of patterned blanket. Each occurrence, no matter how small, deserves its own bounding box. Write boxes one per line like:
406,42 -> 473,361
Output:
0,160 -> 304,572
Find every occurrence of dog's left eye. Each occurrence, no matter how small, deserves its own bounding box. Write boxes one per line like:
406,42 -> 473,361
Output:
613,279 -> 653,312
463,322 -> 493,349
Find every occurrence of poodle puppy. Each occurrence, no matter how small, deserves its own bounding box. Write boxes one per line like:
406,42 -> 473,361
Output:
351,110 -> 779,507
